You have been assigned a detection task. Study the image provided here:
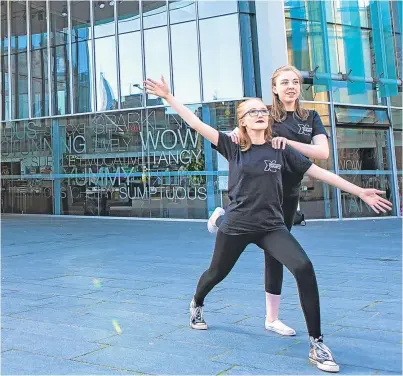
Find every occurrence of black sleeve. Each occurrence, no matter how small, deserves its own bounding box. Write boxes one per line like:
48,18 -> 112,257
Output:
212,131 -> 238,161
283,146 -> 313,180
311,110 -> 329,138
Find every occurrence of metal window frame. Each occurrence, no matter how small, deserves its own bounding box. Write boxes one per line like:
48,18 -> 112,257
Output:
166,0 -> 174,96
386,96 -> 401,216
90,0 -> 97,111
139,0 -> 146,107
7,0 -> 11,120
67,0 -> 73,114
195,1 -> 204,102
114,0 -> 121,109
235,1 -> 246,98
316,1 -> 342,219
26,0 -> 32,118
0,0 -> 3,121
46,0 -> 52,116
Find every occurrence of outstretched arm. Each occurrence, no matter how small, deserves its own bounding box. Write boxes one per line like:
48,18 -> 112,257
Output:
144,77 -> 219,145
306,164 -> 392,214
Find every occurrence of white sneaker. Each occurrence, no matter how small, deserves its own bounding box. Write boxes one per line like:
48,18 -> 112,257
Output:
265,319 -> 296,336
207,207 -> 225,233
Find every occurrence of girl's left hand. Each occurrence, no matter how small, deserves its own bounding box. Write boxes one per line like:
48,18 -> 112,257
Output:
359,189 -> 393,214
271,137 -> 288,150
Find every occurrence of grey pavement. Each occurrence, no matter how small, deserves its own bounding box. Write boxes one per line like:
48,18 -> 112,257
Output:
1,216 -> 402,375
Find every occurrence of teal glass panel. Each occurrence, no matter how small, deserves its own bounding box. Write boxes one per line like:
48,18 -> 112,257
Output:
340,0 -> 366,95
306,0 -> 331,92
369,1 -> 398,97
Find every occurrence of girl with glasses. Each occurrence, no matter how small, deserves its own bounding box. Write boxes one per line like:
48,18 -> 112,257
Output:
144,76 -> 391,373
210,65 -> 331,337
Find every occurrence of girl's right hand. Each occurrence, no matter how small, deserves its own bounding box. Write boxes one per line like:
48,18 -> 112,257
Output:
144,76 -> 170,99
227,127 -> 240,144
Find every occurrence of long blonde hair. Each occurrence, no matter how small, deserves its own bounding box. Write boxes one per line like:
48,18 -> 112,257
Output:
236,98 -> 272,152
271,65 -> 309,123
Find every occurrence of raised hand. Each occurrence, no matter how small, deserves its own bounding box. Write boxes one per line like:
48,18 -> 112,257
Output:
358,189 -> 393,214
144,76 -> 170,99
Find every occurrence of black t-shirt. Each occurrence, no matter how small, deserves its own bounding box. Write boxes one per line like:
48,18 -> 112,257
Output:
272,110 -> 328,196
214,132 -> 312,235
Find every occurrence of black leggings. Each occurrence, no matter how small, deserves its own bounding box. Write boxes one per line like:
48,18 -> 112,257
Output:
194,228 -> 321,338
216,195 -> 300,295
264,194 -> 299,295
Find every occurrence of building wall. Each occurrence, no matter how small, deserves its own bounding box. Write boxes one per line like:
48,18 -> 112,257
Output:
1,0 -> 401,219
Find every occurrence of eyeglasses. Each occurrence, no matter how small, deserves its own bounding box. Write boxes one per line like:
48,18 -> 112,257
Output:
240,109 -> 270,119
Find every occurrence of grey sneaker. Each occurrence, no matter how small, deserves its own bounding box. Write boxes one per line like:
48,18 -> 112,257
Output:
189,298 -> 208,330
309,336 -> 340,373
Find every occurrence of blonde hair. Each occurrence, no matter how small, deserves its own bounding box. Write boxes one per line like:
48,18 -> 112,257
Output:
236,98 -> 272,152
271,65 -> 309,123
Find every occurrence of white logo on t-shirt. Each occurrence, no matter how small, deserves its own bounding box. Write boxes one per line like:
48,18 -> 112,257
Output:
264,160 -> 282,172
298,123 -> 312,136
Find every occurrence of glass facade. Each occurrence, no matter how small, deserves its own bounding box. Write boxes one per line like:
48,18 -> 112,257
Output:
1,0 -> 401,220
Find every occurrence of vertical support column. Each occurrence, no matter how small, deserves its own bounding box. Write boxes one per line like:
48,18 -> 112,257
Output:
52,119 -> 61,215
329,100 -> 342,219
166,0 -> 174,96
386,99 -> 400,216
239,2 -> 257,97
195,0 -> 204,102
90,0 -> 97,112
67,0 -> 73,114
114,0 -> 121,109
316,1 -> 342,219
139,0 -> 146,107
7,0 -> 12,119
26,0 -> 32,118
46,0 -> 52,116
202,104 -> 215,216
254,0 -> 288,104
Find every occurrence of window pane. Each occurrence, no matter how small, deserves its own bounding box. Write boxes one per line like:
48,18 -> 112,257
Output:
390,87 -> 402,108
1,2 -> 9,120
30,1 -> 47,50
340,174 -> 393,218
335,107 -> 389,127
117,0 -> 140,33
171,22 -> 200,103
31,48 -> 49,117
95,37 -> 118,111
49,1 -> 68,47
1,55 -> 9,120
169,1 -> 195,24
391,109 -> 402,130
142,1 -> 167,29
294,103 -> 337,219
50,44 -> 70,115
71,1 -> 91,42
394,131 -> 402,172
10,1 -> 27,53
1,119 -> 53,214
199,15 -> 243,101
197,0 -> 237,19
144,27 -> 169,106
11,52 -> 29,119
72,40 -> 93,113
93,0 -> 115,38
119,32 -> 143,108
146,107 -> 208,219
336,128 -> 390,171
